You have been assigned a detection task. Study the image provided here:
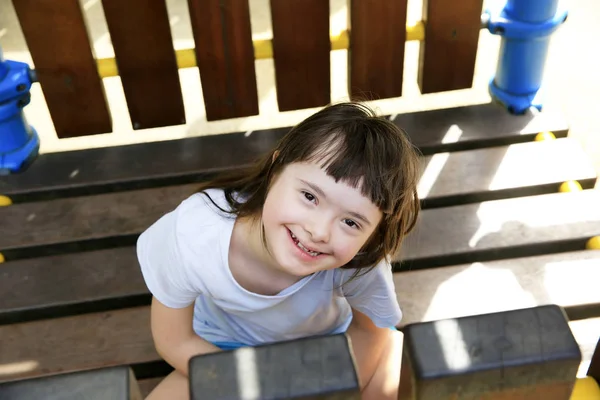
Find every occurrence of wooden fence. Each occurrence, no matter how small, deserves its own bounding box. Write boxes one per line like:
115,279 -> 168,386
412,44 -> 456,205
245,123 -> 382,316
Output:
12,0 -> 484,138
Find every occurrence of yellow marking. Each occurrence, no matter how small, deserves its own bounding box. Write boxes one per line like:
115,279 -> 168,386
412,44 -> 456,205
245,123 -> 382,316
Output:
535,131 -> 556,141
0,196 -> 12,206
0,253 -> 4,263
570,377 -> 600,399
586,236 -> 600,250
95,21 -> 429,78
559,180 -> 583,192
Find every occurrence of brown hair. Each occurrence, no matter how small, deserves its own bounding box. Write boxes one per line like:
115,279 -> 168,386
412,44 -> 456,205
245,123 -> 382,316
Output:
196,101 -> 420,275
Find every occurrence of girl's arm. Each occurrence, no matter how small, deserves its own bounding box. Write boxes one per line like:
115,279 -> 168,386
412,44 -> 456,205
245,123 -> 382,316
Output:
150,296 -> 221,377
347,308 -> 394,390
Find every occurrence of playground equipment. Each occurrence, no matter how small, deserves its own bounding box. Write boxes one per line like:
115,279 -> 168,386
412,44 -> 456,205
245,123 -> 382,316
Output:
0,46 -> 39,175
0,0 -> 598,398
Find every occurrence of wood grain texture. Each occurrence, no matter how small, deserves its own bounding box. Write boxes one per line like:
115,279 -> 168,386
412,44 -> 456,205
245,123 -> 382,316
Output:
270,0 -> 330,111
187,0 -> 259,120
0,307 -> 157,383
348,0 -> 408,100
11,0 -> 112,137
418,0 -> 484,93
101,0 -> 186,129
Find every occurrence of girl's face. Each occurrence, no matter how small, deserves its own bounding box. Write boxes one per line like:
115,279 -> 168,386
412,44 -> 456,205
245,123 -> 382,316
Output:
261,161 -> 383,278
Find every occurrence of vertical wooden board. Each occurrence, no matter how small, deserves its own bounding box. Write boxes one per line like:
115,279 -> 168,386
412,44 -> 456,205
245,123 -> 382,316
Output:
270,0 -> 330,111
349,0 -> 408,100
101,0 -> 186,130
12,0 -> 112,138
418,0 -> 483,94
187,0 -> 259,121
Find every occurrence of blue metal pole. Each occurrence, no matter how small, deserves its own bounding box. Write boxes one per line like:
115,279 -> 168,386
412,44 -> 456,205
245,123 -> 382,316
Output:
0,45 -> 40,175
484,0 -> 568,114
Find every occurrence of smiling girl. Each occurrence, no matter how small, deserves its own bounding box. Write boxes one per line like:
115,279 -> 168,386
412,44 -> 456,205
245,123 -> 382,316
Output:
137,102 -> 421,399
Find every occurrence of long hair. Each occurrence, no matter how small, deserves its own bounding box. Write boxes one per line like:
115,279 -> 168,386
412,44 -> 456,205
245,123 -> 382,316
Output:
196,101 -> 421,276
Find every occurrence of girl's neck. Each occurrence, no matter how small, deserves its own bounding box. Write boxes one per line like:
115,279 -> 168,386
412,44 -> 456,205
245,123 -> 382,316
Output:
229,215 -> 301,295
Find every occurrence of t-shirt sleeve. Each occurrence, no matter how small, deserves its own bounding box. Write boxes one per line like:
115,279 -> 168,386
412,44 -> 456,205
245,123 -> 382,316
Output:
339,259 -> 402,328
136,197 -> 204,309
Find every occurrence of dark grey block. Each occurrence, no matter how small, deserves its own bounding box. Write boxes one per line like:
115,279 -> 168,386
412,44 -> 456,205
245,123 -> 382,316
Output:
0,366 -> 141,400
189,333 -> 360,400
399,305 -> 582,400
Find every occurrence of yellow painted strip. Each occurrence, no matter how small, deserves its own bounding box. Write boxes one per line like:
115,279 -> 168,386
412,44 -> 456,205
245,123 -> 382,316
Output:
0,195 -> 12,206
559,180 -> 583,193
570,377 -> 600,400
95,21 -> 428,78
535,131 -> 556,141
0,253 -> 4,263
587,236 -> 600,250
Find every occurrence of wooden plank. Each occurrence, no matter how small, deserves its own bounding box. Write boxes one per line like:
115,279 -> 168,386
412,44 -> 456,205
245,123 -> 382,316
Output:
0,307 -> 158,383
0,184 -> 196,255
0,248 -> 148,325
270,0 -> 330,111
189,334 -> 360,399
187,0 -> 258,120
0,105 -> 569,201
348,0 -> 408,100
0,366 -> 141,400
418,0 -> 484,93
397,190 -> 600,269
0,306 -> 596,385
101,0 -> 185,130
419,138 -> 597,207
11,0 -> 112,138
394,250 -> 600,326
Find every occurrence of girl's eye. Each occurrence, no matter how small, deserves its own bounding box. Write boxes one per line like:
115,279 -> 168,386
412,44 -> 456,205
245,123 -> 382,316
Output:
302,191 -> 317,204
344,219 -> 360,229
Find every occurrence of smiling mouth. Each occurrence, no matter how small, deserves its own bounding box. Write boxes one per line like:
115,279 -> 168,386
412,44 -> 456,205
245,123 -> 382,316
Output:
288,229 -> 322,257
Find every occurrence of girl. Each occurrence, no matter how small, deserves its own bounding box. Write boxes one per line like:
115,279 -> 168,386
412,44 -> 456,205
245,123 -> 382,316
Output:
137,101 -> 421,399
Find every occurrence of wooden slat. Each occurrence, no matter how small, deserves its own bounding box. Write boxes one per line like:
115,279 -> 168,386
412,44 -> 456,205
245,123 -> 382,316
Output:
3,248 -> 600,327
0,185 -> 196,254
0,306 -> 596,384
101,0 -> 186,130
0,105 -> 569,201
348,0 -> 408,99
418,0 -> 484,93
394,250 -> 600,326
419,138 -> 597,207
270,0 -> 330,111
187,0 -> 258,120
0,248 -> 148,325
0,307 -> 158,383
398,190 -> 600,269
12,0 -> 112,138
0,366 -> 140,400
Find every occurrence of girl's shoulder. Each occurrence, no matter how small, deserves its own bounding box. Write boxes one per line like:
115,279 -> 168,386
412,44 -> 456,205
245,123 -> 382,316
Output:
177,188 -> 236,222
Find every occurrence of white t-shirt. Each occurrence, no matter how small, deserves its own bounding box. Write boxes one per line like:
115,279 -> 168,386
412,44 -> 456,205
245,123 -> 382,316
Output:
137,188 -> 402,346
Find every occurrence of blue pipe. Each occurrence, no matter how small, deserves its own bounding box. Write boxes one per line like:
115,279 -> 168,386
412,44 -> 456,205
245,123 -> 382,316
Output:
0,45 -> 39,175
485,0 -> 568,114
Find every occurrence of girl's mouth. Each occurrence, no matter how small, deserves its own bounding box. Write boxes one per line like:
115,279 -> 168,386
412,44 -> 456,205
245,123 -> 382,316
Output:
288,229 -> 322,257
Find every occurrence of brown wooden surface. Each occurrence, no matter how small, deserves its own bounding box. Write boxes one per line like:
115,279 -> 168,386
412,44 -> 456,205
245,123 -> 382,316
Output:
138,377 -> 163,398
12,0 -> 112,138
589,338 -> 600,381
0,307 -> 158,383
101,0 -> 185,130
270,0 -> 330,111
418,0 -> 484,93
348,0 -> 408,100
0,184 -> 195,252
187,0 -> 258,120
0,248 -> 147,324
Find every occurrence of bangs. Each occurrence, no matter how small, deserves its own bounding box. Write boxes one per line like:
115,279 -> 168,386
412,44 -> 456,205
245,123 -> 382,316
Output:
303,128 -> 396,215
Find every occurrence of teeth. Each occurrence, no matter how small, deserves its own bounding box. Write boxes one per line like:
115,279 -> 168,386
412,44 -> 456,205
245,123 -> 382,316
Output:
290,231 -> 320,256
